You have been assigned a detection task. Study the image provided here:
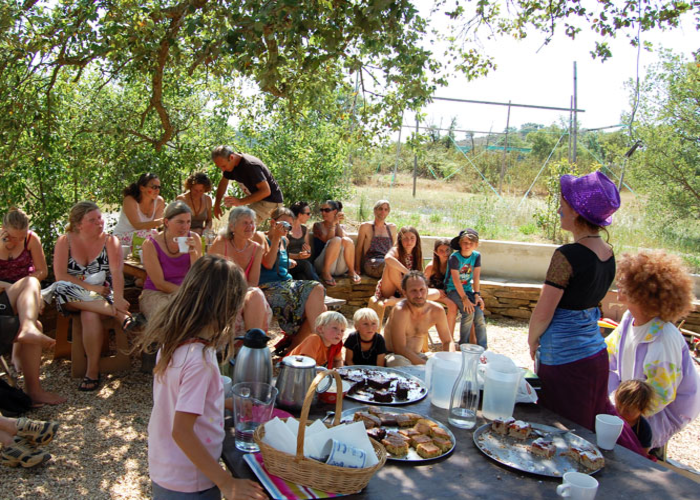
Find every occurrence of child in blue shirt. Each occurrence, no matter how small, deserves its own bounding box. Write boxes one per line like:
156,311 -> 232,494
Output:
446,228 -> 487,348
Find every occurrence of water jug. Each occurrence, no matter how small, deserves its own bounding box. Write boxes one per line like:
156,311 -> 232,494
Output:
426,352 -> 462,409
448,344 -> 484,429
232,329 -> 272,385
481,359 -> 522,421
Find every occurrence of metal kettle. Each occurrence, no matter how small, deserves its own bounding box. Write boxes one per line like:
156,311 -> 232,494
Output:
275,355 -> 330,411
232,329 -> 272,385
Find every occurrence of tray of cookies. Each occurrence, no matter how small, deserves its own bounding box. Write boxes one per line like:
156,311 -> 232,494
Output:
337,366 -> 427,405
473,418 -> 604,477
341,406 -> 455,462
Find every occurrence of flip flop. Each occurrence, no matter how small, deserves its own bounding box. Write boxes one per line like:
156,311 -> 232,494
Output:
322,276 -> 336,287
78,375 -> 101,392
351,273 -> 361,284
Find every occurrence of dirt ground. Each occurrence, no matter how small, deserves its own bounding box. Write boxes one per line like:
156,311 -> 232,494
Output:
1,318 -> 698,499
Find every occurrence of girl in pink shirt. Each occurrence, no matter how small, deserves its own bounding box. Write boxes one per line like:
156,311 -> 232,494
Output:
136,255 -> 266,500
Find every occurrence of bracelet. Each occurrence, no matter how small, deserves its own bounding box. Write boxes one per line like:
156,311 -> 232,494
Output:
474,291 -> 481,296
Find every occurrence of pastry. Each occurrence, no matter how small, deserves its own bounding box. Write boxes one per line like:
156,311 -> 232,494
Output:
396,413 -> 421,427
377,413 -> 399,427
382,434 -> 409,457
398,428 -> 421,438
353,412 -> 381,429
409,434 -> 433,448
491,417 -> 515,435
395,382 -> 410,400
429,426 -> 450,440
372,389 -> 393,403
416,442 -> 441,459
413,422 -> 433,435
529,438 -> 556,459
366,427 -> 386,441
579,450 -> 605,470
367,374 -> 393,390
508,420 -> 532,440
432,436 -> 453,453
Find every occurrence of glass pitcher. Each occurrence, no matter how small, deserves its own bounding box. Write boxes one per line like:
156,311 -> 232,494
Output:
448,344 -> 485,429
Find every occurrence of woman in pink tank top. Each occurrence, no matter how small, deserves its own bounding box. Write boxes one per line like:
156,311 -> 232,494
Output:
208,207 -> 271,336
139,201 -> 203,320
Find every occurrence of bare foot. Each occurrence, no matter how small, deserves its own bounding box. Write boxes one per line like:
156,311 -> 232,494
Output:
16,327 -> 56,349
29,390 -> 67,405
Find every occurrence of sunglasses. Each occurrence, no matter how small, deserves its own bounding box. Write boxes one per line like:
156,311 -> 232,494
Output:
148,185 -> 162,191
301,211 -> 311,215
319,208 -> 335,213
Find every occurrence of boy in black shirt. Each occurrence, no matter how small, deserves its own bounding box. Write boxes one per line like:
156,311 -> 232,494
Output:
615,379 -> 654,453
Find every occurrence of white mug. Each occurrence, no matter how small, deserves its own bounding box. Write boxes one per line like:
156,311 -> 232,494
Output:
556,471 -> 598,499
174,236 -> 189,253
221,375 -> 232,399
595,414 -> 624,450
322,439 -> 367,469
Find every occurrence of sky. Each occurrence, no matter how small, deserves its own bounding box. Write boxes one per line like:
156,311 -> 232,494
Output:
398,4 -> 699,140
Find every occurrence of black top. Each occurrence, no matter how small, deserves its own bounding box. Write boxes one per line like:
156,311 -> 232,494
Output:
544,243 -> 615,310
287,225 -> 307,255
634,416 -> 653,449
343,331 -> 387,367
223,153 -> 283,203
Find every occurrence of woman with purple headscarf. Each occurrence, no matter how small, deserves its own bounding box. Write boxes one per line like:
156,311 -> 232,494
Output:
528,171 -> 622,431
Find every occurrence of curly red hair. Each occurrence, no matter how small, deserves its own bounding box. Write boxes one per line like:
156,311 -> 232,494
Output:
616,251 -> 695,323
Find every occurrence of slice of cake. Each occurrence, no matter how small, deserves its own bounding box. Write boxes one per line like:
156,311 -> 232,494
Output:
372,389 -> 393,403
353,412 -> 381,429
398,428 -> 421,438
432,436 -> 453,453
416,442 -> 441,459
366,427 -> 387,441
579,450 -> 605,470
367,374 -> 393,390
396,413 -> 421,427
382,434 -> 409,457
529,438 -> 556,459
413,422 -> 433,435
429,426 -> 451,441
395,382 -> 410,400
508,420 -> 532,440
491,417 -> 515,435
377,413 -> 399,427
409,434 -> 433,448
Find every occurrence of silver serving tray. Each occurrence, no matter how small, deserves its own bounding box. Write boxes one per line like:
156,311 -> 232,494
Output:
473,422 -> 604,477
337,365 -> 427,405
341,405 -> 456,462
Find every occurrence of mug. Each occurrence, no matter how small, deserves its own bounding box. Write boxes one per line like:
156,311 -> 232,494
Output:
595,414 -> 624,450
321,439 -> 367,469
556,471 -> 598,499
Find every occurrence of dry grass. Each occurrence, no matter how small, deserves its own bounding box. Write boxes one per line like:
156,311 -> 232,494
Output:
1,319 -> 697,499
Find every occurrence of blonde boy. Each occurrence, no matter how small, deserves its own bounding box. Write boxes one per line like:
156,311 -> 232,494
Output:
288,311 -> 348,369
344,308 -> 387,366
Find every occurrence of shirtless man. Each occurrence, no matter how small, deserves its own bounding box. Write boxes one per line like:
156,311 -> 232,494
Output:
384,271 -> 455,366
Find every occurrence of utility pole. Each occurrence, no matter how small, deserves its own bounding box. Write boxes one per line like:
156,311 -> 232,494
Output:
573,62 -> 578,164
568,96 -> 573,164
392,113 -> 403,187
499,101 -> 511,195
413,116 -> 419,197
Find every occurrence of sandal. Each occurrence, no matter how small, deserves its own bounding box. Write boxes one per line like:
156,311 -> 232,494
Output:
122,313 -> 147,332
78,375 -> 101,392
321,275 -> 336,287
351,273 -> 361,284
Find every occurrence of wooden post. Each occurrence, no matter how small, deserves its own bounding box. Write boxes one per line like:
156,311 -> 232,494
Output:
413,116 -> 419,197
499,101 -> 511,195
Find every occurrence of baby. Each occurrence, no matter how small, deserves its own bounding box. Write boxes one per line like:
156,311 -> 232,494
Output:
615,379 -> 655,453
288,311 -> 347,369
344,308 -> 387,367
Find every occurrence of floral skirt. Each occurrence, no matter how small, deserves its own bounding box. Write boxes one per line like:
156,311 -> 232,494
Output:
259,279 -> 322,336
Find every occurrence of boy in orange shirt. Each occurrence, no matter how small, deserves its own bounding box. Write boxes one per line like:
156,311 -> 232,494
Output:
287,311 -> 348,369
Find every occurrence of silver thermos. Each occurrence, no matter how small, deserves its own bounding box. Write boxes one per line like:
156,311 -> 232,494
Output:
232,329 -> 272,385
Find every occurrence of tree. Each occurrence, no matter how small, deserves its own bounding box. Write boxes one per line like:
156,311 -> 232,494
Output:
627,50 -> 700,220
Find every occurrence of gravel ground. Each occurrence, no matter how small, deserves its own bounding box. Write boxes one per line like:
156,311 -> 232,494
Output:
1,319 -> 698,499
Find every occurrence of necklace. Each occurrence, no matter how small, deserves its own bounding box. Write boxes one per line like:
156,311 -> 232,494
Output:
163,229 -> 179,255
358,335 -> 377,361
231,238 -> 250,253
575,235 -> 602,243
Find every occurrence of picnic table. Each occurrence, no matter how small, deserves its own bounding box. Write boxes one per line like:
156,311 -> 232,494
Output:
123,258 -> 346,310
221,366 -> 698,499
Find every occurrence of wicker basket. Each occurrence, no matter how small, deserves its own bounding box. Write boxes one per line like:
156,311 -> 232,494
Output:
254,369 -> 387,494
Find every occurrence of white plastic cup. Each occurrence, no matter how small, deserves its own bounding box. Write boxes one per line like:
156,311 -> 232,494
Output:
174,236 -> 189,253
595,414 -> 624,450
121,245 -> 131,261
221,375 -> 232,399
322,439 -> 367,468
556,471 -> 599,499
